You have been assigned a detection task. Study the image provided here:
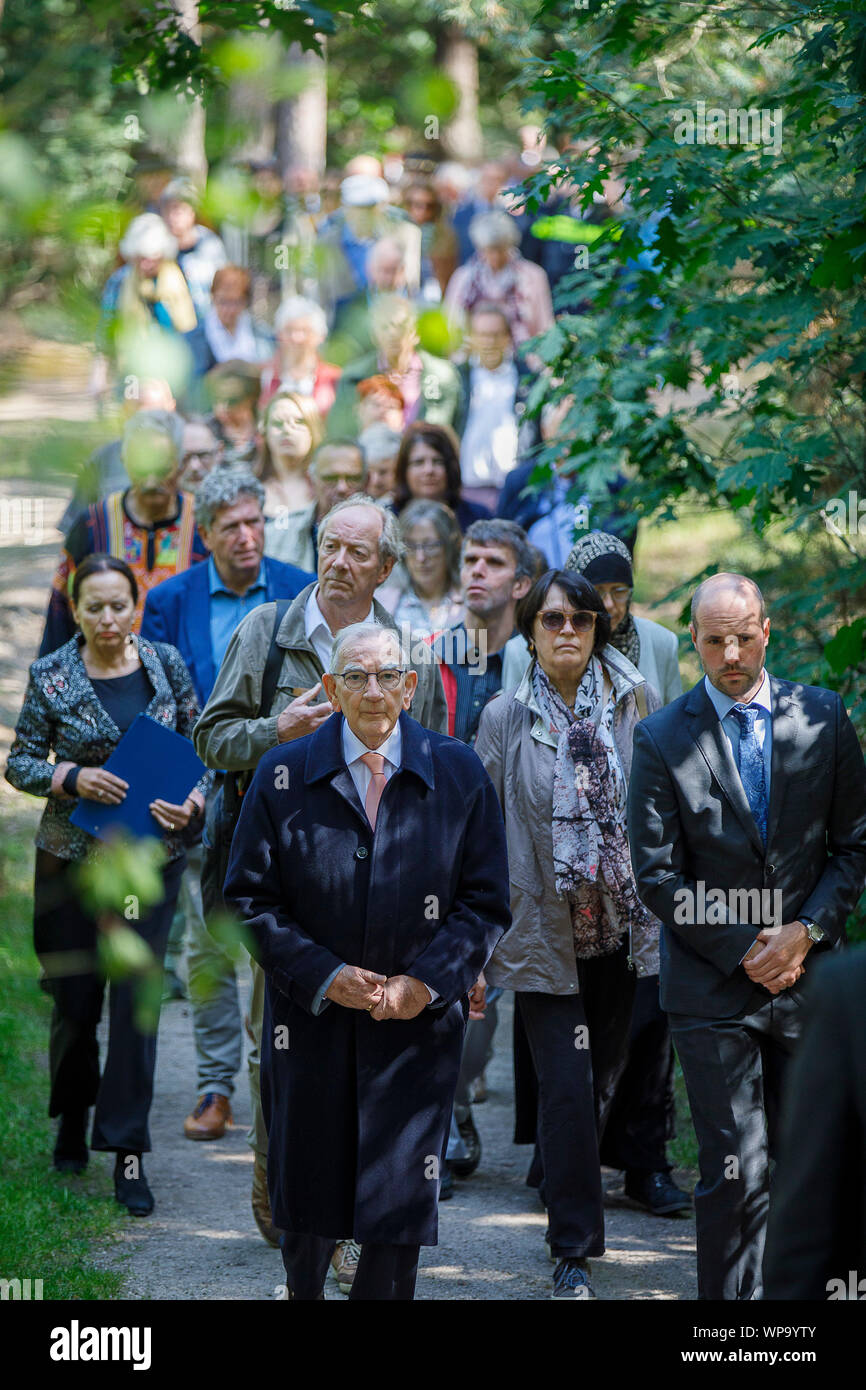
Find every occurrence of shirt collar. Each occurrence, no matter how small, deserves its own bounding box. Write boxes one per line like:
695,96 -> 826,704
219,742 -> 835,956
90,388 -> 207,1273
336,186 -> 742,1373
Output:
342,716 -> 402,771
704,669 -> 772,722
208,554 -> 265,597
304,584 -> 376,645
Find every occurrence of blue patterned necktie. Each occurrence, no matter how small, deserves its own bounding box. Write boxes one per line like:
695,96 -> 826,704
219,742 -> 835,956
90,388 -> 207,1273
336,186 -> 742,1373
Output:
732,703 -> 768,846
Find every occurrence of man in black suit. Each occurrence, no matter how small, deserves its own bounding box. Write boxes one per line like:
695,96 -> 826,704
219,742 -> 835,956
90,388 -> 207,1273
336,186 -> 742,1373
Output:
763,947 -> 866,1300
627,572 -> 866,1300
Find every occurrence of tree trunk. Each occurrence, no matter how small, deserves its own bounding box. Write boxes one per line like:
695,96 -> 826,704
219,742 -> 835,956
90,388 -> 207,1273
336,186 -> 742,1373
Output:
438,25 -> 482,162
173,0 -> 208,185
275,43 -> 328,178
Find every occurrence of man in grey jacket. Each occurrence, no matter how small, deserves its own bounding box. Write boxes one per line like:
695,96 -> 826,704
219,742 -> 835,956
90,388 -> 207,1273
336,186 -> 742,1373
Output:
627,571 -> 866,1300
194,494 -> 447,1290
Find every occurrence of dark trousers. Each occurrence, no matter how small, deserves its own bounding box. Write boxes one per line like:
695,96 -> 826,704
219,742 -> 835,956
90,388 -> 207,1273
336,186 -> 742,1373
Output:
600,974 -> 676,1174
281,1233 -> 420,1301
669,990 -> 803,1301
516,942 -> 635,1259
33,849 -> 184,1153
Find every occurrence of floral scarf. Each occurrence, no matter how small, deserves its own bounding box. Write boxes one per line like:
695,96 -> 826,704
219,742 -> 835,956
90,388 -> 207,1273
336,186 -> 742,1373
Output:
532,656 -> 650,958
609,609 -> 641,667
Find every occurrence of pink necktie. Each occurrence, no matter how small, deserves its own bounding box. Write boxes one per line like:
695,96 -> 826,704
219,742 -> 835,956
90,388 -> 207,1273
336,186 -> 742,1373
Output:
360,751 -> 387,830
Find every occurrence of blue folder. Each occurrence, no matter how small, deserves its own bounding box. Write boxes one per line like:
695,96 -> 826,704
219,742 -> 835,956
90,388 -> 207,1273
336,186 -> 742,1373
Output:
70,713 -> 206,841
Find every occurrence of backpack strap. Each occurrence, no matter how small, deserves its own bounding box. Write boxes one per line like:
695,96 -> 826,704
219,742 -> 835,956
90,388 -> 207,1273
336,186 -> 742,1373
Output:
259,599 -> 292,718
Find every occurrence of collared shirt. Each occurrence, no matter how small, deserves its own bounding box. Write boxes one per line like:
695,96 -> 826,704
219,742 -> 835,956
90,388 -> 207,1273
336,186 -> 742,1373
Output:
312,716 -> 436,1012
704,669 -> 773,797
303,585 -> 375,671
203,307 -> 261,363
342,717 -> 401,805
435,621 -> 506,746
208,555 -> 267,675
459,359 -> 520,488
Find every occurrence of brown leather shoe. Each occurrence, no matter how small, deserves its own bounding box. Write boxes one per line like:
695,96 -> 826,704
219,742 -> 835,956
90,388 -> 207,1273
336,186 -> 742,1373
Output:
183,1092 -> 232,1140
252,1153 -> 283,1247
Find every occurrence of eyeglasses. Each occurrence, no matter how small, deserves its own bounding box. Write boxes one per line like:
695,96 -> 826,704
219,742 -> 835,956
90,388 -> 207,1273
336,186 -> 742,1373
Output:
405,540 -> 444,556
597,585 -> 633,602
182,450 -> 219,465
320,473 -> 365,487
536,609 -> 597,633
335,668 -> 406,692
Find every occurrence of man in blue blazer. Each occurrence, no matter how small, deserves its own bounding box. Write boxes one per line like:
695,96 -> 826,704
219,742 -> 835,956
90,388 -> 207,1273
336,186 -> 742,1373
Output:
141,466 -> 312,1153
225,620 -> 510,1299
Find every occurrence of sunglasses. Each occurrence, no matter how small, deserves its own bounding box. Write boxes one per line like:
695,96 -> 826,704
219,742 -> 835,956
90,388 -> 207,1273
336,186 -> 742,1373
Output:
537,609 -> 597,633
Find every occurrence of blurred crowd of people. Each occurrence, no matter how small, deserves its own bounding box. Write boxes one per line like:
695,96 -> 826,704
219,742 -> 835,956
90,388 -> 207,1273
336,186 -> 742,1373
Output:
8,133 -> 862,1306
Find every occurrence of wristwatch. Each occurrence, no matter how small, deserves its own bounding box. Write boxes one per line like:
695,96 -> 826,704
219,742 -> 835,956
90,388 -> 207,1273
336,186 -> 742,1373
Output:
800,916 -> 825,944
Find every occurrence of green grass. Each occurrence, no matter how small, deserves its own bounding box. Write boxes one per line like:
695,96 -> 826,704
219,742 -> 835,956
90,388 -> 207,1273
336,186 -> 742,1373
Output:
0,814 -> 126,1300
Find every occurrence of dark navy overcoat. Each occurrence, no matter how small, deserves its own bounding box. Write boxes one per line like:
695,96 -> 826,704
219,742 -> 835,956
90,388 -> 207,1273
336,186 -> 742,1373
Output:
224,709 -> 510,1246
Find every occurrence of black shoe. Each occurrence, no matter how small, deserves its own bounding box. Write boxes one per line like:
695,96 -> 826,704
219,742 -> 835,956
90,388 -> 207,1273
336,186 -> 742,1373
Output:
438,1161 -> 455,1201
551,1258 -> 596,1299
113,1153 -> 154,1216
625,1170 -> 691,1216
53,1111 -> 88,1174
451,1113 -> 481,1178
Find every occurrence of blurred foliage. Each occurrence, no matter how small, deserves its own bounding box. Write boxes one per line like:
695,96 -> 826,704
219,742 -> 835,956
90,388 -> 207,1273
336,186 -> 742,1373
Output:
73,833 -> 168,1033
517,0 -> 866,739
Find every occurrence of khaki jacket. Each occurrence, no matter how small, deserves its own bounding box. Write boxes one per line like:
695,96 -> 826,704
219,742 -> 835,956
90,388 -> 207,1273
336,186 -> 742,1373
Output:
193,582 -> 447,771
474,648 -> 660,993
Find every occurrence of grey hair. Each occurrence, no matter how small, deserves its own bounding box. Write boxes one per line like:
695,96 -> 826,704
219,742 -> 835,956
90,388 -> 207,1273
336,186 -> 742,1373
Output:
329,620 -> 410,675
318,494 -> 406,565
119,212 -> 178,262
273,295 -> 328,340
690,572 -> 766,631
194,466 -> 265,532
121,408 -> 184,464
469,210 -> 520,251
357,423 -> 401,465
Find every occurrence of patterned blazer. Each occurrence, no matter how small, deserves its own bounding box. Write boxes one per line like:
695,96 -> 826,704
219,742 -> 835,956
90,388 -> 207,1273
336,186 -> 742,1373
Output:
5,634 -> 209,862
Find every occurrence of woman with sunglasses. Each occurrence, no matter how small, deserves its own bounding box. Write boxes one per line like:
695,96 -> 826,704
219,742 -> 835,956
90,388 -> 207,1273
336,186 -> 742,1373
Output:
475,568 -> 661,1299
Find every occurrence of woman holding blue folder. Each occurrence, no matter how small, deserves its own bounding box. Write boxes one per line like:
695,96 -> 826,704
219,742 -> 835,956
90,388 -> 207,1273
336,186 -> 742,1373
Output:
7,554 -> 208,1216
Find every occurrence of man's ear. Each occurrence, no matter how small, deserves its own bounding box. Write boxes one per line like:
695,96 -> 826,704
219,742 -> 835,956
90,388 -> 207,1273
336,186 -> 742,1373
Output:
198,525 -> 214,555
377,554 -> 396,586
401,669 -> 419,709
321,673 -> 342,712
689,623 -> 698,651
512,573 -> 532,602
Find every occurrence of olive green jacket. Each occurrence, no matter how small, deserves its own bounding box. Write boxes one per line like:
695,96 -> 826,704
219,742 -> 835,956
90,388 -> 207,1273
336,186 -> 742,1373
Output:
193,582 -> 447,771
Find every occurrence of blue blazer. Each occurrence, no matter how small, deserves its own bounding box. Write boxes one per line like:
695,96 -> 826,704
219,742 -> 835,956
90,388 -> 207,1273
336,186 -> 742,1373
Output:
140,554 -> 313,708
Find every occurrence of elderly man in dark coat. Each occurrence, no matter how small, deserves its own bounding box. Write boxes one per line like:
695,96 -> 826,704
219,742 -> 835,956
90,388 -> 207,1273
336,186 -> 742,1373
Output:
224,621 -> 510,1300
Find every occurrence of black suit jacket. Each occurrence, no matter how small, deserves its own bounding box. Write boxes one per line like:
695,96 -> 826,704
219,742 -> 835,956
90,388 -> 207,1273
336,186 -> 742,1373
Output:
763,948 -> 866,1299
627,675 -> 866,1018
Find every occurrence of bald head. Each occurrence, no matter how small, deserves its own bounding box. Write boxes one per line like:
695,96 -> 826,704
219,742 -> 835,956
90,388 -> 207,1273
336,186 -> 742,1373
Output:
690,572 -> 770,702
690,573 -> 765,633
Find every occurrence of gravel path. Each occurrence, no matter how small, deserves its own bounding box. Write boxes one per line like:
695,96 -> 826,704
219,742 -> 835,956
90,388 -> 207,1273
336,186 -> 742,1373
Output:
99,984 -> 697,1301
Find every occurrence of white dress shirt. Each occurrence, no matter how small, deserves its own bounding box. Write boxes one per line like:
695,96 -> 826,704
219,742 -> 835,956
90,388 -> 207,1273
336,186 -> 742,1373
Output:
342,717 -> 402,804
304,585 -> 375,671
459,359 -> 520,489
203,308 -> 260,363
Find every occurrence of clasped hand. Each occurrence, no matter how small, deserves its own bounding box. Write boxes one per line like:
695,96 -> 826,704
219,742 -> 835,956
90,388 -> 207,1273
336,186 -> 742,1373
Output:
743,921 -> 811,994
325,965 -> 429,1020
